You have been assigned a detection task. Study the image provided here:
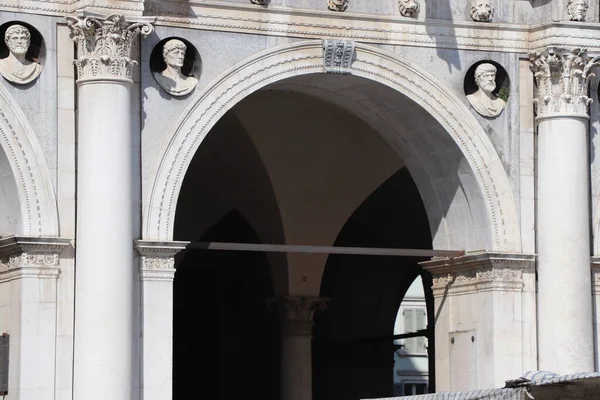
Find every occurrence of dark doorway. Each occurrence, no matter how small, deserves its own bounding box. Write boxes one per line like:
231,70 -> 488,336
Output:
313,168 -> 434,400
172,211 -> 281,400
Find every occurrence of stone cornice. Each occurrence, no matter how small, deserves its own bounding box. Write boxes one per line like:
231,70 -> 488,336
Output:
1,1 -> 600,53
134,240 -> 188,282
421,251 -> 536,296
0,236 -> 72,283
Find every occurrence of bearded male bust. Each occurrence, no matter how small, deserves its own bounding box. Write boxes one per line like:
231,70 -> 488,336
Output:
466,63 -> 506,118
0,24 -> 42,85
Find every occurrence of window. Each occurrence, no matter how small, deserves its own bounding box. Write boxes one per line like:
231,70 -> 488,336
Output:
402,308 -> 427,354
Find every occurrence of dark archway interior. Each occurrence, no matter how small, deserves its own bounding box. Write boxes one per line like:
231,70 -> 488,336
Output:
173,210 -> 280,400
313,168 -> 434,400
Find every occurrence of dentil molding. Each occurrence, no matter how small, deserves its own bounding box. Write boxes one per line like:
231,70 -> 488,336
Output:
66,11 -> 154,84
421,251 -> 536,296
135,240 -> 189,282
529,47 -> 600,119
0,236 -> 72,283
267,296 -> 330,336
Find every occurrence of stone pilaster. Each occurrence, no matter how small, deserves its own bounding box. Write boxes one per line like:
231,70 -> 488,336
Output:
530,47 -> 598,373
269,296 -> 329,400
421,252 -> 536,391
68,12 -> 155,400
0,236 -> 71,400
135,240 -> 187,400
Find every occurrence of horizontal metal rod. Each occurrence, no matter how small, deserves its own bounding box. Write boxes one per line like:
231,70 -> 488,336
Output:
187,241 -> 464,258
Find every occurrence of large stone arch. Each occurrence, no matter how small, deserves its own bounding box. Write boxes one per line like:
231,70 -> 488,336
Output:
144,40 -> 520,252
0,83 -> 58,237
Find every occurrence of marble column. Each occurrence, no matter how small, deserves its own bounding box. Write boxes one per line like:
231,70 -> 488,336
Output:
66,14 -> 154,400
529,48 -> 600,373
269,296 -> 329,400
135,240 -> 188,400
421,252 -> 536,391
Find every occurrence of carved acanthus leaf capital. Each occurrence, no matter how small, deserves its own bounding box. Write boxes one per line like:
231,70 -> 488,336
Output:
529,47 -> 600,118
268,296 -> 330,335
66,13 -> 154,83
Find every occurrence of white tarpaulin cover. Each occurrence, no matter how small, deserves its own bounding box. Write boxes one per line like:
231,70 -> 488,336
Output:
364,371 -> 600,400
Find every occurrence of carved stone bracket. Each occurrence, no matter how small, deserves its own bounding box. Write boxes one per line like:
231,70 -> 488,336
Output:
323,40 -> 355,74
268,296 -> 330,336
529,47 -> 600,119
66,12 -> 155,84
421,251 -> 536,296
135,240 -> 189,282
0,236 -> 72,283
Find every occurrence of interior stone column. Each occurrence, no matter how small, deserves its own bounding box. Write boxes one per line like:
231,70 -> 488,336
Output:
66,14 -> 154,400
421,252 -> 536,391
529,48 -> 599,373
269,296 -> 329,400
135,240 -> 188,400
0,236 -> 71,400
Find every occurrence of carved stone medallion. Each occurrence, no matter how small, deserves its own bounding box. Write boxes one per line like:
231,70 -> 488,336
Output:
567,0 -> 588,21
328,0 -> 348,12
470,0 -> 494,22
399,0 -> 420,17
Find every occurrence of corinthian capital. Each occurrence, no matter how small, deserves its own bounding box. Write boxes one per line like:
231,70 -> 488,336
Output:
268,296 -> 330,336
66,13 -> 154,84
528,48 -> 600,118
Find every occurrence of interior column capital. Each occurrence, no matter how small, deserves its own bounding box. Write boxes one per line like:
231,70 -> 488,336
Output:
268,296 -> 330,336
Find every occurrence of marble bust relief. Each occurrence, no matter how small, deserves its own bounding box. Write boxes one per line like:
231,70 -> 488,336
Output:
470,0 -> 494,22
0,24 -> 42,85
567,0 -> 588,21
466,63 -> 506,118
153,39 -> 198,97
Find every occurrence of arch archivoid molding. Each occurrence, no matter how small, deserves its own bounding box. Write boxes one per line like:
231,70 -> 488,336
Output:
0,83 -> 58,236
144,40 -> 520,252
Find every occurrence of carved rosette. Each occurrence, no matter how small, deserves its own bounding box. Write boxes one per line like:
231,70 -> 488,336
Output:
0,236 -> 71,283
66,13 -> 154,84
421,252 -> 535,297
268,296 -> 330,336
135,240 -> 188,282
529,48 -> 600,118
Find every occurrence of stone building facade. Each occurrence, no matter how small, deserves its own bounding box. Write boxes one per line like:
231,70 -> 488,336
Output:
0,1 -> 599,400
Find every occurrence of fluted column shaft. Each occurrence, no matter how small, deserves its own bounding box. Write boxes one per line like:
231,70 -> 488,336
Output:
67,14 -> 153,400
530,48 -> 599,373
269,297 -> 329,400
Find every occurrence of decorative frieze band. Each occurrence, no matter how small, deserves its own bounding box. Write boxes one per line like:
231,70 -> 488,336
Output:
268,296 -> 329,336
421,252 -> 535,296
66,12 -> 154,84
0,236 -> 71,283
135,240 -> 189,282
529,47 -> 600,119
